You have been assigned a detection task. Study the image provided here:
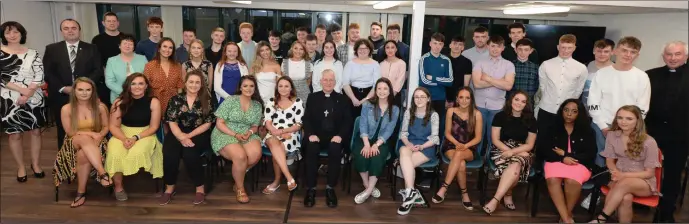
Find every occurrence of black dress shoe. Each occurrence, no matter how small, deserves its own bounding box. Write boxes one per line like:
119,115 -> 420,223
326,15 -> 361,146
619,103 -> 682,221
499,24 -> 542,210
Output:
304,189 -> 316,207
17,174 -> 27,183
31,165 -> 45,178
325,188 -> 338,208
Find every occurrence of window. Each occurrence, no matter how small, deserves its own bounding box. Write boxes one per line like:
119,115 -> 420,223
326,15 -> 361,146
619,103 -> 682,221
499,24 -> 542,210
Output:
423,15 -> 464,54
96,4 -> 161,41
222,8 -> 247,43
189,8 -> 221,45
249,10 -> 275,42
316,12 -> 343,32
281,11 -> 311,33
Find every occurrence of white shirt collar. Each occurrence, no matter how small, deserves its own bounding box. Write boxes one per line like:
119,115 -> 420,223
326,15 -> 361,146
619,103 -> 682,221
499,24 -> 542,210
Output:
66,41 -> 80,50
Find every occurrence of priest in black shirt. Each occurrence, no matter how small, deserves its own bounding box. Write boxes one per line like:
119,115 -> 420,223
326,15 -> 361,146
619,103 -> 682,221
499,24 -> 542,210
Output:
91,12 -> 124,107
302,69 -> 352,208
646,41 -> 688,223
446,35 -> 473,107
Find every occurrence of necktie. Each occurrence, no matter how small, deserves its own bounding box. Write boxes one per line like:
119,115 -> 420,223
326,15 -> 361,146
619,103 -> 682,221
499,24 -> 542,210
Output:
69,45 -> 77,76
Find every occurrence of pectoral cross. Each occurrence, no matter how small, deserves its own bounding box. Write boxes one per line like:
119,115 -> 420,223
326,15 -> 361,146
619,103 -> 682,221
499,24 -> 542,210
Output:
324,110 -> 329,117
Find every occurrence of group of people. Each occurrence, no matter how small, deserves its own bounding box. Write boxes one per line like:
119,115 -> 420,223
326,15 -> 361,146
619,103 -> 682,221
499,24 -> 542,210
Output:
0,11 -> 687,224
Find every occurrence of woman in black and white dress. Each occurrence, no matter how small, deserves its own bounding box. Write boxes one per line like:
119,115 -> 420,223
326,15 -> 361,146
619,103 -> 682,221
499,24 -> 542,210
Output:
0,21 -> 47,182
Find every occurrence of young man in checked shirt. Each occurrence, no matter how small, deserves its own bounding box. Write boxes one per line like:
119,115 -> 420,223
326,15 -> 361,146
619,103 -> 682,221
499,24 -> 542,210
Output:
508,38 -> 539,109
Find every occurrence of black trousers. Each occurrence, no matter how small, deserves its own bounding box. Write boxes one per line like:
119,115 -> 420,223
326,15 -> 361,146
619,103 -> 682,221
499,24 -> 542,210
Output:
351,86 -> 372,118
162,130 -> 210,187
51,95 -> 69,150
657,136 -> 688,221
304,134 -> 343,188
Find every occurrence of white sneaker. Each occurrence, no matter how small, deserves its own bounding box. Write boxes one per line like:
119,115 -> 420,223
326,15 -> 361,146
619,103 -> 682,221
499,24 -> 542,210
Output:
372,188 -> 381,198
354,191 -> 371,204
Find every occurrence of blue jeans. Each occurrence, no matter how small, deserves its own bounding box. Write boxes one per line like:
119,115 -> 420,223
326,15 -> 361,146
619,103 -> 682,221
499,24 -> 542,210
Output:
478,107 -> 501,156
591,122 -> 606,167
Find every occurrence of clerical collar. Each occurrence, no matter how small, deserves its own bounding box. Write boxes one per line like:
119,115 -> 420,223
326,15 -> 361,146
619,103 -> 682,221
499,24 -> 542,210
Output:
324,91 -> 333,97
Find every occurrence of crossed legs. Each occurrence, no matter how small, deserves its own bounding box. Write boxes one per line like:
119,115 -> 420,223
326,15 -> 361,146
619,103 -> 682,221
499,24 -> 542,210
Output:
70,135 -> 109,207
436,149 -> 474,202
592,178 -> 652,223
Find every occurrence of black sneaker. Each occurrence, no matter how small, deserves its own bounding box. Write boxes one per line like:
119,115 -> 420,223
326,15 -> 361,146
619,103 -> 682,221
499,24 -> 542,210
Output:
397,189 -> 419,215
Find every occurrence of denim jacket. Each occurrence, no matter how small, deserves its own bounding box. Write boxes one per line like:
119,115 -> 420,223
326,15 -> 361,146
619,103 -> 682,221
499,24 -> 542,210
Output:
359,101 -> 400,143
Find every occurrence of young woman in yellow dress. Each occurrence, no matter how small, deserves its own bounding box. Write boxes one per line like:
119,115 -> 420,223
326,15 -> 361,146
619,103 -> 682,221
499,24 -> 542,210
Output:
106,73 -> 164,201
52,77 -> 111,208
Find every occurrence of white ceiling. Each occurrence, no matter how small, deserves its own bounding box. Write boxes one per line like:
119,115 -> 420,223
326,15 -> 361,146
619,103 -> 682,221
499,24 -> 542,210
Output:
239,0 -> 689,14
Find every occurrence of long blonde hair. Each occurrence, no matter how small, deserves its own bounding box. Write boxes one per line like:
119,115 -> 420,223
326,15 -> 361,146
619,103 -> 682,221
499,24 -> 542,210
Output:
188,39 -> 206,60
68,77 -> 103,133
610,105 -> 648,159
251,41 -> 273,75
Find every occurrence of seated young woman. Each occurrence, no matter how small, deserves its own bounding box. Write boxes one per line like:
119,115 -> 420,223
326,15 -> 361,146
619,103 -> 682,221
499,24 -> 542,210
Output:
262,76 -> 304,194
482,90 -> 537,215
53,77 -> 111,208
106,73 -> 164,201
589,105 -> 661,223
161,70 -> 215,205
211,75 -> 264,204
352,77 -> 400,204
538,99 -> 597,223
396,87 -> 440,216
433,87 -> 483,211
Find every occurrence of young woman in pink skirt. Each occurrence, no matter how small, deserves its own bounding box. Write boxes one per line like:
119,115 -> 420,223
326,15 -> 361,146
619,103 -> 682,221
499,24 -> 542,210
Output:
539,99 -> 597,223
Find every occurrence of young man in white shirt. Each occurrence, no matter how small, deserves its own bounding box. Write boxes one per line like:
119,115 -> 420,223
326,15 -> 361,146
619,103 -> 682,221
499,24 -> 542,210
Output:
462,26 -> 490,64
536,34 -> 588,133
581,39 -> 615,106
238,22 -> 257,68
588,36 -> 650,138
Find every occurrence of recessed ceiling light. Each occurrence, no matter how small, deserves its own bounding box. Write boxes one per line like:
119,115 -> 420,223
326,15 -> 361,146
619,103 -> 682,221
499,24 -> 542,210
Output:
503,5 -> 570,15
231,1 -> 252,4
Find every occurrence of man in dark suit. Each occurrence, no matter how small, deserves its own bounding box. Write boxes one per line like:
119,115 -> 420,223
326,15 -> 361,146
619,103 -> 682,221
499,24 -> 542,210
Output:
302,69 -> 352,208
43,19 -> 103,149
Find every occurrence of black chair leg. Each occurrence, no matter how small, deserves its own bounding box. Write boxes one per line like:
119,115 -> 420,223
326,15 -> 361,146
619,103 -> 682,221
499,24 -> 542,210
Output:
530,179 -> 540,217
588,187 -> 600,220
680,168 -> 688,208
55,186 -> 59,202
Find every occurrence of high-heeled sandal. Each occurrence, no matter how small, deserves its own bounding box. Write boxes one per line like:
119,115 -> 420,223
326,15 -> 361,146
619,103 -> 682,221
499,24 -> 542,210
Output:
589,211 -> 611,223
236,189 -> 250,204
262,183 -> 280,195
482,197 -> 500,216
460,188 -> 474,210
17,169 -> 27,183
70,192 -> 87,208
287,179 -> 298,191
96,173 -> 113,187
432,182 -> 450,204
502,193 -> 516,210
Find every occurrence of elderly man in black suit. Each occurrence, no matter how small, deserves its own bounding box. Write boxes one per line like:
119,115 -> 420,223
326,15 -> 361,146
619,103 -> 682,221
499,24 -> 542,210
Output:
43,19 -> 103,149
302,69 -> 352,208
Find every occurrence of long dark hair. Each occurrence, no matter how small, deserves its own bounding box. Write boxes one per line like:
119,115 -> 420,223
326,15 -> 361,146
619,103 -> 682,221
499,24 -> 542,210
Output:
184,69 -> 211,115
273,76 -> 297,105
382,40 -> 402,61
556,99 -> 591,134
115,73 -> 153,116
153,37 -> 177,63
369,77 -> 395,121
314,40 -> 340,63
455,87 -> 477,137
502,90 -> 535,125
234,75 -> 264,111
409,87 -> 432,126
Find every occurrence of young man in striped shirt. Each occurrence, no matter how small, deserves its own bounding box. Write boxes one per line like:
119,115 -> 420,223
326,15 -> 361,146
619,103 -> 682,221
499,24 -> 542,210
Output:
419,33 -> 453,121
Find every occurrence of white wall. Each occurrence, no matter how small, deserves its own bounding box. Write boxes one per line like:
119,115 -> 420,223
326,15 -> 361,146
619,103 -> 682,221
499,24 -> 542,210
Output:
1,1 -> 55,52
596,12 -> 689,70
161,6 -> 184,46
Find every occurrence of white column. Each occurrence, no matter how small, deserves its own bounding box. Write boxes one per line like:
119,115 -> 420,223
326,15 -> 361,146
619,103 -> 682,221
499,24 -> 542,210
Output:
406,1 -> 425,107
161,6 -> 183,47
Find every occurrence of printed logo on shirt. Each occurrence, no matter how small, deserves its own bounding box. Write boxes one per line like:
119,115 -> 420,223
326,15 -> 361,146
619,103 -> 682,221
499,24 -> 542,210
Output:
588,104 -> 599,111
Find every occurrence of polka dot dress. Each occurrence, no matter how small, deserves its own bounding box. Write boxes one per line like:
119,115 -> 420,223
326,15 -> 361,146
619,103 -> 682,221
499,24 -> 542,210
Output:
263,97 -> 304,158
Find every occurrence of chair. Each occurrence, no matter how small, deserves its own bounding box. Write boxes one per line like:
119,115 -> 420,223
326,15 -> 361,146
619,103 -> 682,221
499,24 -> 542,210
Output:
255,133 -> 303,193
589,150 -> 663,222
344,116 -> 362,194
391,138 -> 440,201
440,137 -> 487,204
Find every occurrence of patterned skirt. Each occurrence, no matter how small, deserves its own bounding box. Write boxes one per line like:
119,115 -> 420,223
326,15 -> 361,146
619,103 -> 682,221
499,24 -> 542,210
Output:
490,139 -> 533,183
293,79 -> 310,104
53,137 -> 108,187
0,97 -> 47,134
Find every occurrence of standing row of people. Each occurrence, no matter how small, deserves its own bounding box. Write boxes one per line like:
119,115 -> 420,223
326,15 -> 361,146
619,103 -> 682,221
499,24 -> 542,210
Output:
1,13 -> 687,223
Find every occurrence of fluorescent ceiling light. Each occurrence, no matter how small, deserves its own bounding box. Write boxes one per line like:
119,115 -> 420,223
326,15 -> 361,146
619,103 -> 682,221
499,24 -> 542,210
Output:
503,5 -> 570,15
231,1 -> 252,4
373,1 -> 401,10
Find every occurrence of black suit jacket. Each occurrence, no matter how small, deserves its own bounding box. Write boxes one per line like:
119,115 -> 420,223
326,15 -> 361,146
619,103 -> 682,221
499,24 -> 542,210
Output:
302,91 -> 352,139
537,122 -> 598,170
43,41 -> 103,106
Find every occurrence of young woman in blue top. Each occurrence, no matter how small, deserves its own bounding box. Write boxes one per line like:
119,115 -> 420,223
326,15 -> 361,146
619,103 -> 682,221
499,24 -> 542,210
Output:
105,34 -> 147,104
214,42 -> 249,105
396,87 -> 440,215
352,77 -> 400,205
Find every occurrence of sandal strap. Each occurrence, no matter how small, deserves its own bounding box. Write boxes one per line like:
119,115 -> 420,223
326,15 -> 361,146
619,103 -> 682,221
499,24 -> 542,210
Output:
460,188 -> 468,194
440,182 -> 450,188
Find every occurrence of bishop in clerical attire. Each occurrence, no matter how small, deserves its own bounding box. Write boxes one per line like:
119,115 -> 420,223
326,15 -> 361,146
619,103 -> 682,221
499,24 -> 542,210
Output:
302,69 -> 352,208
